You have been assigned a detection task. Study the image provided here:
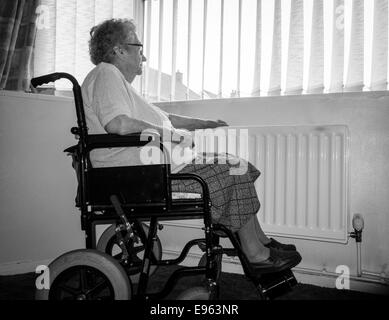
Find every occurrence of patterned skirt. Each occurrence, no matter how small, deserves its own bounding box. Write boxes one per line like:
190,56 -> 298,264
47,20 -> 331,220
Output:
171,153 -> 261,232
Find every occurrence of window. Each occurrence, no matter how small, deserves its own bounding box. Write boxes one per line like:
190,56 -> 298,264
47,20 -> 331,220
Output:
142,0 -> 389,101
34,0 -> 143,91
33,0 -> 389,101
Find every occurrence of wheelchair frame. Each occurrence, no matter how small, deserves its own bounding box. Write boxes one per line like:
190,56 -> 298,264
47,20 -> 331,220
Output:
31,72 -> 297,300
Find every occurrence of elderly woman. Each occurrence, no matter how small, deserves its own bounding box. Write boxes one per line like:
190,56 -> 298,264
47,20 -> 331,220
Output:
81,18 -> 301,273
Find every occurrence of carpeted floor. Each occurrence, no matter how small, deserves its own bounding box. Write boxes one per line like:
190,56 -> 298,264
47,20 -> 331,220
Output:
0,266 -> 384,300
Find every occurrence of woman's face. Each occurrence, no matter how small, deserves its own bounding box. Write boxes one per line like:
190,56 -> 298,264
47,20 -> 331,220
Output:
122,30 -> 146,76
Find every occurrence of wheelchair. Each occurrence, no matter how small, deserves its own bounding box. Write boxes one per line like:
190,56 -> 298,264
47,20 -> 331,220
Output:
31,72 -> 298,301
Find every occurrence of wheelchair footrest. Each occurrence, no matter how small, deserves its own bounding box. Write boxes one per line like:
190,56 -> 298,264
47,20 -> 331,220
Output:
256,269 -> 297,300
197,243 -> 238,258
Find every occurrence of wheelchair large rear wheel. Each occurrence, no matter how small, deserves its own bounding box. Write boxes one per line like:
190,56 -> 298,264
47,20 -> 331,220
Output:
97,223 -> 162,283
35,249 -> 131,300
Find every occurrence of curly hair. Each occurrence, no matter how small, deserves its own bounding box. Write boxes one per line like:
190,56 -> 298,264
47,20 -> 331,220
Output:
89,19 -> 136,65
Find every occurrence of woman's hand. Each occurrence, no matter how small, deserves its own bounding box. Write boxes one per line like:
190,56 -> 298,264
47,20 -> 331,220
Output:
171,128 -> 194,148
206,119 -> 229,128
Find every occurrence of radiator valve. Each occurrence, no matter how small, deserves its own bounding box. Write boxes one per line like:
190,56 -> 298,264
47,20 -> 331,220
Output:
349,213 -> 364,242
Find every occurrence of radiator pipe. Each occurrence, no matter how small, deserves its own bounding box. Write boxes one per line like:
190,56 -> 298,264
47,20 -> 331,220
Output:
356,242 -> 362,277
294,266 -> 388,285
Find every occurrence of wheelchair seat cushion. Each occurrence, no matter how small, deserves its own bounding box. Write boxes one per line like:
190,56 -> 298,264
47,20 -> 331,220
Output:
171,153 -> 261,233
171,192 -> 202,200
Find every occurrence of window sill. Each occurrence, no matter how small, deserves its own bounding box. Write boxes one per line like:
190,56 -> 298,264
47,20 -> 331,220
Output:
155,90 -> 389,107
0,89 -> 73,103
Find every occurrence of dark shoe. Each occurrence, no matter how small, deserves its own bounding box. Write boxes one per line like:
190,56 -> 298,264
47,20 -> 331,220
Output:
264,238 -> 296,251
249,248 -> 301,274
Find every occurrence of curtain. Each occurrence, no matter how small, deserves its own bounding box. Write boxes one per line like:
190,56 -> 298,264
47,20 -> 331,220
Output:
0,0 -> 40,91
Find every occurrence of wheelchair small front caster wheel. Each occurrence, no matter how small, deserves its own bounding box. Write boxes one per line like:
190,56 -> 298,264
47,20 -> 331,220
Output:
97,223 -> 162,283
35,249 -> 132,300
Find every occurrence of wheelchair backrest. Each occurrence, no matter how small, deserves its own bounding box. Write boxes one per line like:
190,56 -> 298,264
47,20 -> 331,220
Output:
86,165 -> 169,206
67,147 -> 169,208
32,72 -> 170,209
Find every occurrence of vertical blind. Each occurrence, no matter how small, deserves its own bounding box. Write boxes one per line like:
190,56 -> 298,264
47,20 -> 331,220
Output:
369,0 -> 388,90
143,0 -> 389,101
285,0 -> 304,94
34,0 -> 143,90
33,0 -> 389,100
306,0 -> 324,93
345,0 -> 364,91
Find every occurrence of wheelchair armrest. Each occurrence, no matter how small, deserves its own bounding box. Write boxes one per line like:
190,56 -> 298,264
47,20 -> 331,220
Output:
86,133 -> 157,150
64,132 -> 171,166
169,173 -> 211,209
86,133 -> 170,163
63,133 -> 159,153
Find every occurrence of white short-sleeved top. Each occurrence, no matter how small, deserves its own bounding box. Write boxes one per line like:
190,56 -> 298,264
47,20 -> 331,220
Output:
81,62 -> 179,169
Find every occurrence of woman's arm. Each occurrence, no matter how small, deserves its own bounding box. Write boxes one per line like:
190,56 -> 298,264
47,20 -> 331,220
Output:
104,114 -> 194,148
105,114 -> 165,136
168,113 -> 228,131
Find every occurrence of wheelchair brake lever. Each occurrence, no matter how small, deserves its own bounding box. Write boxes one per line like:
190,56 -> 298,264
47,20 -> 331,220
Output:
114,224 -> 130,262
110,195 -> 134,237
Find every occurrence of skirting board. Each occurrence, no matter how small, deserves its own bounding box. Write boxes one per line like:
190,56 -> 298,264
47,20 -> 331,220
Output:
0,259 -> 53,276
161,250 -> 389,296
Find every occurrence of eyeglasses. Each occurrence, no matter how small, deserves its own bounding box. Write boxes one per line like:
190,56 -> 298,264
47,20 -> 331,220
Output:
125,43 -> 143,55
125,43 -> 143,48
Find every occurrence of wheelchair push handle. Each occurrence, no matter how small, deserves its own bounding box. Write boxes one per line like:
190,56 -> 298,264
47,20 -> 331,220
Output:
31,72 -> 88,141
30,72 -> 80,88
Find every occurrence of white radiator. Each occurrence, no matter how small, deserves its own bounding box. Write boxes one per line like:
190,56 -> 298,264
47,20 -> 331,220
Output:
171,125 -> 350,244
245,125 -> 350,243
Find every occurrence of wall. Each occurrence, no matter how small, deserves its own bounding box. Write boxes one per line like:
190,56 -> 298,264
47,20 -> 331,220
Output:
0,91 -> 84,273
0,90 -> 388,291
156,92 -> 389,281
